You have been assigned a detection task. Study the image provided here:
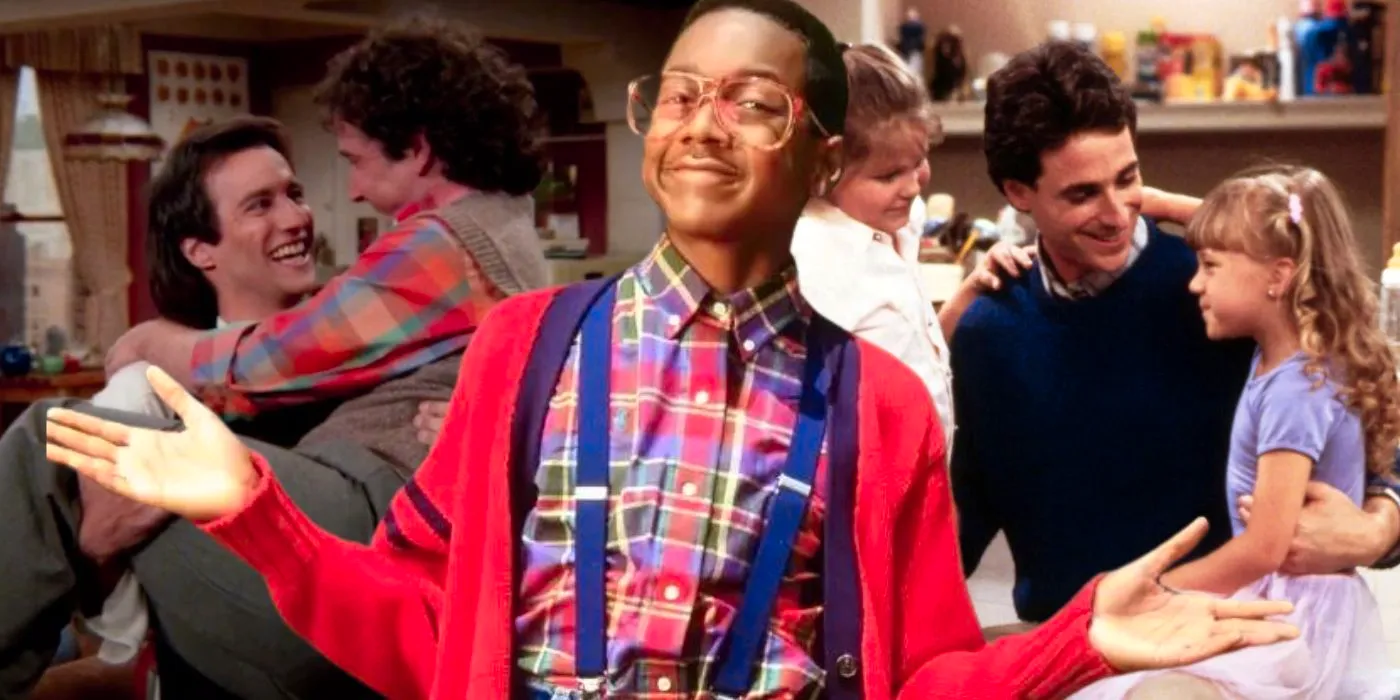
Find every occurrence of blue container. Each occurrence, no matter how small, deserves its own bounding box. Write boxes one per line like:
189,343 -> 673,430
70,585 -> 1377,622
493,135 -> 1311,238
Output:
0,344 -> 32,376
1298,11 -> 1351,95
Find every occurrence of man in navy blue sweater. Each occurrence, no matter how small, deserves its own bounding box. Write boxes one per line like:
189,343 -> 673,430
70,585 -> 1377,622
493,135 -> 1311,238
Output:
951,40 -> 1400,625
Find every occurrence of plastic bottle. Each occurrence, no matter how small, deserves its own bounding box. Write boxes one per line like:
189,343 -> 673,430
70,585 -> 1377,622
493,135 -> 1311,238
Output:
1380,243 -> 1400,351
1294,0 -> 1322,95
1072,23 -> 1098,54
1350,2 -> 1385,94
1135,26 -> 1162,92
1277,16 -> 1298,101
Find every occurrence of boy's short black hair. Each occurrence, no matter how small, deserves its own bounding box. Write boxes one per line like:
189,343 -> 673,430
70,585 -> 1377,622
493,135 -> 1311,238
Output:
983,40 -> 1137,192
682,0 -> 848,136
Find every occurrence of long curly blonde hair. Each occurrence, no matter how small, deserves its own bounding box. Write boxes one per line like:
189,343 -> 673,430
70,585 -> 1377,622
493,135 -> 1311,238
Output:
1187,165 -> 1400,477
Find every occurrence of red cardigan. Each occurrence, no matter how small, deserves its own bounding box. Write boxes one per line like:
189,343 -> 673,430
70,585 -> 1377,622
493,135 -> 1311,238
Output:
205,284 -> 1114,699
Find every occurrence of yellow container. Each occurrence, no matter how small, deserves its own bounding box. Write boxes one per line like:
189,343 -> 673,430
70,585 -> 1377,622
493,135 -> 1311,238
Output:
1102,31 -> 1129,80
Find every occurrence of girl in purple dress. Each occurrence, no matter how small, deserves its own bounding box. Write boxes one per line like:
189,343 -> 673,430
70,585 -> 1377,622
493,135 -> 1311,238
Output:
1075,166 -> 1400,698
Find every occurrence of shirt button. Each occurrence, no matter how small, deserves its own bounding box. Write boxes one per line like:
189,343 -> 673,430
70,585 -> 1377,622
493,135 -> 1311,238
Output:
663,584 -> 681,601
694,390 -> 709,405
836,653 -> 859,679
667,314 -> 680,328
741,338 -> 756,353
834,649 -> 856,677
656,676 -> 674,692
681,482 -> 698,497
710,301 -> 729,320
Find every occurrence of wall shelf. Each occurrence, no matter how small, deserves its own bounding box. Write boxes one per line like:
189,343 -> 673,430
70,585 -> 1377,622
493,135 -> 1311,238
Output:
932,95 -> 1386,138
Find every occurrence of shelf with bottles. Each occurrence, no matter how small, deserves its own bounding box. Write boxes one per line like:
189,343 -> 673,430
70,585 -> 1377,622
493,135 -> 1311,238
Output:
930,94 -> 1385,138
916,0 -> 1388,139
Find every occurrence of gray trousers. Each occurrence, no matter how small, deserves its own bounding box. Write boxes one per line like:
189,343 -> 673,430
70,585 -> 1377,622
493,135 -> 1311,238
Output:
0,399 -> 406,699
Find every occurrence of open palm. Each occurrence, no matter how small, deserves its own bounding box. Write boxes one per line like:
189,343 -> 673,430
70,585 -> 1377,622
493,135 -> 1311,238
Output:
46,365 -> 257,521
1089,518 -> 1299,672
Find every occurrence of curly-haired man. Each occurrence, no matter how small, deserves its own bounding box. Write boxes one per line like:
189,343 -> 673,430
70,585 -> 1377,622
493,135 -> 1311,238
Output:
0,15 -> 548,699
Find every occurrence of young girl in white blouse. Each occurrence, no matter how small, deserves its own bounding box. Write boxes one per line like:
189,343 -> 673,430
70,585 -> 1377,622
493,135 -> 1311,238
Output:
791,43 -> 1021,446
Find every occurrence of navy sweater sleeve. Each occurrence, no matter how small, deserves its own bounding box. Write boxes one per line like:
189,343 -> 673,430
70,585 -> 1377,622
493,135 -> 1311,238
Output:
950,313 -> 1000,577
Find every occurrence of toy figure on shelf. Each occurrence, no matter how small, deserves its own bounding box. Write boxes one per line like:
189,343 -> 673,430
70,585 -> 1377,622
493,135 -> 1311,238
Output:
929,25 -> 968,101
1223,58 -> 1278,101
897,7 -> 927,78
1314,39 -> 1355,94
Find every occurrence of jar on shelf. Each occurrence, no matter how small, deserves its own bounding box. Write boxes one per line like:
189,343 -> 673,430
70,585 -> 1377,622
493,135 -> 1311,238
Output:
1380,243 -> 1400,355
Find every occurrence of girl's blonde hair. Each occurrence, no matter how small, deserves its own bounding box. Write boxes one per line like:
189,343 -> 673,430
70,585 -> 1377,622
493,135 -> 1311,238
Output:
1187,165 -> 1400,477
840,43 -> 942,161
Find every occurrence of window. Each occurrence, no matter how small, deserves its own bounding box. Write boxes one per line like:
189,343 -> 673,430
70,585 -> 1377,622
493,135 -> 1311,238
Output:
0,66 -> 72,351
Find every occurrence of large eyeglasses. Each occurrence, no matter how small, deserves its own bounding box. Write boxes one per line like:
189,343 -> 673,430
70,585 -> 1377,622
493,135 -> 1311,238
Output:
626,71 -> 829,150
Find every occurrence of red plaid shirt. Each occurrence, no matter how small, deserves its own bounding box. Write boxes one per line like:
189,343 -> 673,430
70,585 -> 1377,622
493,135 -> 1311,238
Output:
191,200 -> 498,418
516,239 -> 828,698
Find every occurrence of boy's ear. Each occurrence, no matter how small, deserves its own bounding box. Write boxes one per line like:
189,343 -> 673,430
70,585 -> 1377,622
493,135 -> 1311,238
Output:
813,135 -> 844,197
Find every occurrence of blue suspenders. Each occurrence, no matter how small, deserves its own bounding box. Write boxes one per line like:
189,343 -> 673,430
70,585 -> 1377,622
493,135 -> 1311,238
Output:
571,282 -> 837,698
573,280 -> 615,696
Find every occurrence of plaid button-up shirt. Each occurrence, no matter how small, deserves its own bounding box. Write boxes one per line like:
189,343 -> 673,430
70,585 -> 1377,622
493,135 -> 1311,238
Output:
190,202 -> 497,419
516,238 -> 828,699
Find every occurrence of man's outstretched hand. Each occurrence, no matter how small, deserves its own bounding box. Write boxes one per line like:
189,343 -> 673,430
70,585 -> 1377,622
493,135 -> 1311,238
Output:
1089,518 -> 1298,672
46,365 -> 258,521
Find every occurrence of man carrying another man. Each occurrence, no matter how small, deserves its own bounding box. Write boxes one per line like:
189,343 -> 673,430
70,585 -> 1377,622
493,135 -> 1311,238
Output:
0,15 -> 547,699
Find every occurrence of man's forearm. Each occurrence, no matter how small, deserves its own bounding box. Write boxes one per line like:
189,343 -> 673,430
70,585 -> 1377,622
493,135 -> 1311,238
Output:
1363,491 -> 1400,569
108,320 -> 200,389
136,328 -> 199,388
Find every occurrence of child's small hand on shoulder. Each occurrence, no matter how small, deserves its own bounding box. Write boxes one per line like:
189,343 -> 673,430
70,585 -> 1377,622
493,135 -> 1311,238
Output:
963,241 -> 1035,294
938,241 -> 1037,340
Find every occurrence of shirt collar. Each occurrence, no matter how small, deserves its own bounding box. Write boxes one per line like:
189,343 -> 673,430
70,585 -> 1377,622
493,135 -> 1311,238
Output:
394,200 -> 430,224
1038,216 -> 1150,300
635,236 -> 808,359
393,189 -> 475,224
